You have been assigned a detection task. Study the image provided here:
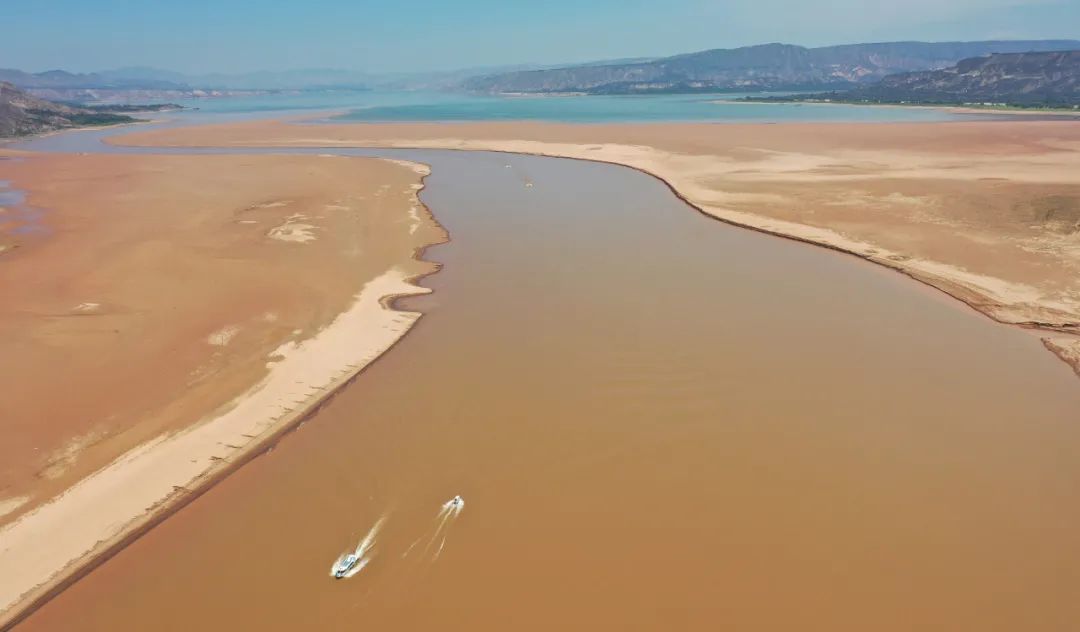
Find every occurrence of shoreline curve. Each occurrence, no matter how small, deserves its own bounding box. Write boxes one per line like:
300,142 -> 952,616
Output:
112,130 -> 1080,377
502,146 -> 1080,375
0,162 -> 449,631
313,139 -> 1080,378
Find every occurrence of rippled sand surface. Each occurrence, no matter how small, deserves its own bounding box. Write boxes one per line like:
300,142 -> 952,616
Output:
19,151 -> 1080,631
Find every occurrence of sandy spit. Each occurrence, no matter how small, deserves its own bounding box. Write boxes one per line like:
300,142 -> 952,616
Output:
0,153 -> 446,628
0,268 -> 431,625
0,152 -> 441,507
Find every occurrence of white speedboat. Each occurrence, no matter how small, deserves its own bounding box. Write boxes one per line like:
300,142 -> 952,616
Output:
331,553 -> 360,579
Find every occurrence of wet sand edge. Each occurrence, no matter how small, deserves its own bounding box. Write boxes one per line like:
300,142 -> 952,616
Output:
107,120 -> 1080,375
555,149 -> 1080,376
595,151 -> 1080,376
349,142 -> 1080,379
0,163 -> 449,632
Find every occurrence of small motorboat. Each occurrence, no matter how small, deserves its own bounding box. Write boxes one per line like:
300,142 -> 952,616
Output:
331,553 -> 361,579
450,495 -> 464,508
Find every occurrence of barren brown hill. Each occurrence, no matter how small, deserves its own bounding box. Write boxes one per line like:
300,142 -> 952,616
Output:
0,82 -> 134,137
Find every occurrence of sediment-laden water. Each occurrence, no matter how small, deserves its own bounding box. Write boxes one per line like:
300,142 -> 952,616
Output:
14,147 -> 1080,631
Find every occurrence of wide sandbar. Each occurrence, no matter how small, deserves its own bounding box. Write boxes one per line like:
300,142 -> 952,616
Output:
0,151 -> 444,623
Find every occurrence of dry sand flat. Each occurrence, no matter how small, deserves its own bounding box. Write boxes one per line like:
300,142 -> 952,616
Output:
119,119 -> 1080,374
0,152 -> 444,624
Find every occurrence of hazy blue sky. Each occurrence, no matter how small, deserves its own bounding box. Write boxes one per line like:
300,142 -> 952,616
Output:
4,0 -> 1079,73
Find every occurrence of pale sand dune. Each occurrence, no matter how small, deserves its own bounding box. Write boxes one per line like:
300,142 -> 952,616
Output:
116,119 -> 1080,374
0,497 -> 28,520
267,212 -> 320,242
0,268 -> 429,617
0,153 -> 441,513
206,324 -> 241,347
0,152 -> 445,625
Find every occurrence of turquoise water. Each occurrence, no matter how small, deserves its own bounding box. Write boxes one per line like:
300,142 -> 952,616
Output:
174,90 -> 395,114
174,90 -> 963,123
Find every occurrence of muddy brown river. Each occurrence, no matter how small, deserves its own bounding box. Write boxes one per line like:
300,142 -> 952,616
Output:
14,147 -> 1080,631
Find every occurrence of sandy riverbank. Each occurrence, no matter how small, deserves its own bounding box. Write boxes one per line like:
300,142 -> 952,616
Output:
0,151 -> 445,625
16,140 -> 1080,632
117,119 -> 1080,375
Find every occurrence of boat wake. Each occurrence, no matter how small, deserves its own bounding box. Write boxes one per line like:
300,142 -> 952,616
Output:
403,495 -> 464,562
328,496 -> 464,583
333,555 -> 370,579
329,515 -> 386,579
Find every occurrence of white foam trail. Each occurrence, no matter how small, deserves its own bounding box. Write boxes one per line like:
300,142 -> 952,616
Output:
354,516 -> 386,558
341,557 -> 371,578
402,536 -> 423,559
419,497 -> 464,561
433,535 -> 448,561
421,509 -> 453,556
330,515 -> 387,579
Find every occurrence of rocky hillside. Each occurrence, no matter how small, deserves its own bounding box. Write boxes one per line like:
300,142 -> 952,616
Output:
0,82 -> 136,137
0,67 -> 377,100
463,40 -> 1080,94
840,50 -> 1079,106
0,68 -> 185,90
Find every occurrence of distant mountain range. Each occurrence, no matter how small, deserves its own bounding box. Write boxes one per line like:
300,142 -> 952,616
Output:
462,40 -> 1080,94
0,59 -> 648,96
0,67 -> 372,92
4,40 -> 1079,107
749,51 -> 1079,107
0,68 -> 187,91
0,82 -> 137,137
0,63 -> 582,103
0,67 -> 377,103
